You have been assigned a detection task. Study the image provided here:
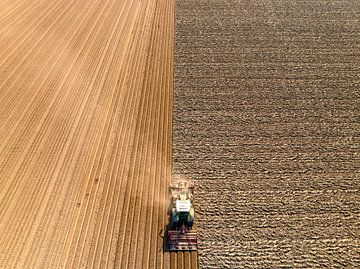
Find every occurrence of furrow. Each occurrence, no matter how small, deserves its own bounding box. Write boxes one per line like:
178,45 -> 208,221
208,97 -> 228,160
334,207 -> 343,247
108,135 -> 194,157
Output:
87,2 -> 153,268
2,0 -> 111,263
60,1 -> 138,267
0,0 -> 177,267
0,0 -> 81,120
0,0 -> 106,219
21,1 -> 120,267
0,0 -> 86,163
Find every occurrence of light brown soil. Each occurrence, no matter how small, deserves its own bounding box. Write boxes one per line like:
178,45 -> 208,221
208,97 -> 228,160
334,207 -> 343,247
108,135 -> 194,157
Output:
0,0 -> 197,268
174,0 -> 360,268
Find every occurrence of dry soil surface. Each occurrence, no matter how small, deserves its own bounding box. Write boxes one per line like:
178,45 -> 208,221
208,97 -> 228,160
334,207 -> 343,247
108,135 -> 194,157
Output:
0,0 -> 197,268
174,0 -> 360,268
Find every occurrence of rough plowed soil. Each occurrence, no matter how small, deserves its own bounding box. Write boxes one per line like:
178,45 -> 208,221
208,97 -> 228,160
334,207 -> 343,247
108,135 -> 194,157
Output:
174,0 -> 360,268
0,0 -> 197,268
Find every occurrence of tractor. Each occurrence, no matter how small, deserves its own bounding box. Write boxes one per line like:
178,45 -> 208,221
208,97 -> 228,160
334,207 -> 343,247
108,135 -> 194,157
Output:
168,180 -> 197,251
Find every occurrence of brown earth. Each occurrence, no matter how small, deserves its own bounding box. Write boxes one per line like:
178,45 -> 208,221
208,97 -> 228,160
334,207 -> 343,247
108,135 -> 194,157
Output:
0,0 -> 197,268
174,0 -> 360,268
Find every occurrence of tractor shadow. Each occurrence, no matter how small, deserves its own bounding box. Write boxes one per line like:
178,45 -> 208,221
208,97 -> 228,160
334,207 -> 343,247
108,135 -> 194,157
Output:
160,201 -> 173,252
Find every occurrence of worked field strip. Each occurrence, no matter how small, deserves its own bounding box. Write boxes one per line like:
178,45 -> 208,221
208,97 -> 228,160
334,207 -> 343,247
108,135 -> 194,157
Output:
174,0 -> 360,268
0,0 -> 197,268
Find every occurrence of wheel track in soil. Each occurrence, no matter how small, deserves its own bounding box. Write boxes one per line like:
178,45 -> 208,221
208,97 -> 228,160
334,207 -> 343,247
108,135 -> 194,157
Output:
0,0 -> 197,268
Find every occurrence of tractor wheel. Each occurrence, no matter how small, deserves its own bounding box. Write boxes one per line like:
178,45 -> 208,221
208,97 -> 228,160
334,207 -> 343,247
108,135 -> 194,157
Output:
171,208 -> 179,226
187,207 -> 195,226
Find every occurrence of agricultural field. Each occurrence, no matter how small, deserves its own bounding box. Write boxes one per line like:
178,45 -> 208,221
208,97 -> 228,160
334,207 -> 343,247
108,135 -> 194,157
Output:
174,0 -> 360,268
1,0 -> 360,268
0,0 -> 197,268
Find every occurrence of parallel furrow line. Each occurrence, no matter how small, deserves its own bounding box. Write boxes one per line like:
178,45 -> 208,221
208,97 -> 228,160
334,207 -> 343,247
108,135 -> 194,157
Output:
87,2 -> 153,267
0,0 -> 71,68
112,0 -> 159,267
21,2 -> 121,267
2,0 -> 115,262
0,0 -> 81,141
0,0 -> 48,34
60,1 -> 137,267
0,0 -> 82,121
0,0 -> 105,216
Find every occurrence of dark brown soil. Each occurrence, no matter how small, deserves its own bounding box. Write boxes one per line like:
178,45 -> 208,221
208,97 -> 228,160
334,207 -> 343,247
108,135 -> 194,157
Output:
174,0 -> 360,268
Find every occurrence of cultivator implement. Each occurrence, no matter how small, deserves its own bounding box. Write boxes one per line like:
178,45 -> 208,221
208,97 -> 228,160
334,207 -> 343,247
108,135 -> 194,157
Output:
168,227 -> 197,251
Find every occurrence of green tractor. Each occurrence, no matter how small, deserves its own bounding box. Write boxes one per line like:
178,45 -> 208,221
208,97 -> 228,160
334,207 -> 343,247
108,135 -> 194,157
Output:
168,181 -> 197,251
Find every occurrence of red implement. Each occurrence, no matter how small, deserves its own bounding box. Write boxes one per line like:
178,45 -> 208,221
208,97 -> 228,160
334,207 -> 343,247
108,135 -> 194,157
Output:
168,226 -> 197,251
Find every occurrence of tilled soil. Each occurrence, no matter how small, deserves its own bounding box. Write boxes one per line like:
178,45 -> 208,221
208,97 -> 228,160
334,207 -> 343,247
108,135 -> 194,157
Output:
0,0 -> 198,268
174,0 -> 360,268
